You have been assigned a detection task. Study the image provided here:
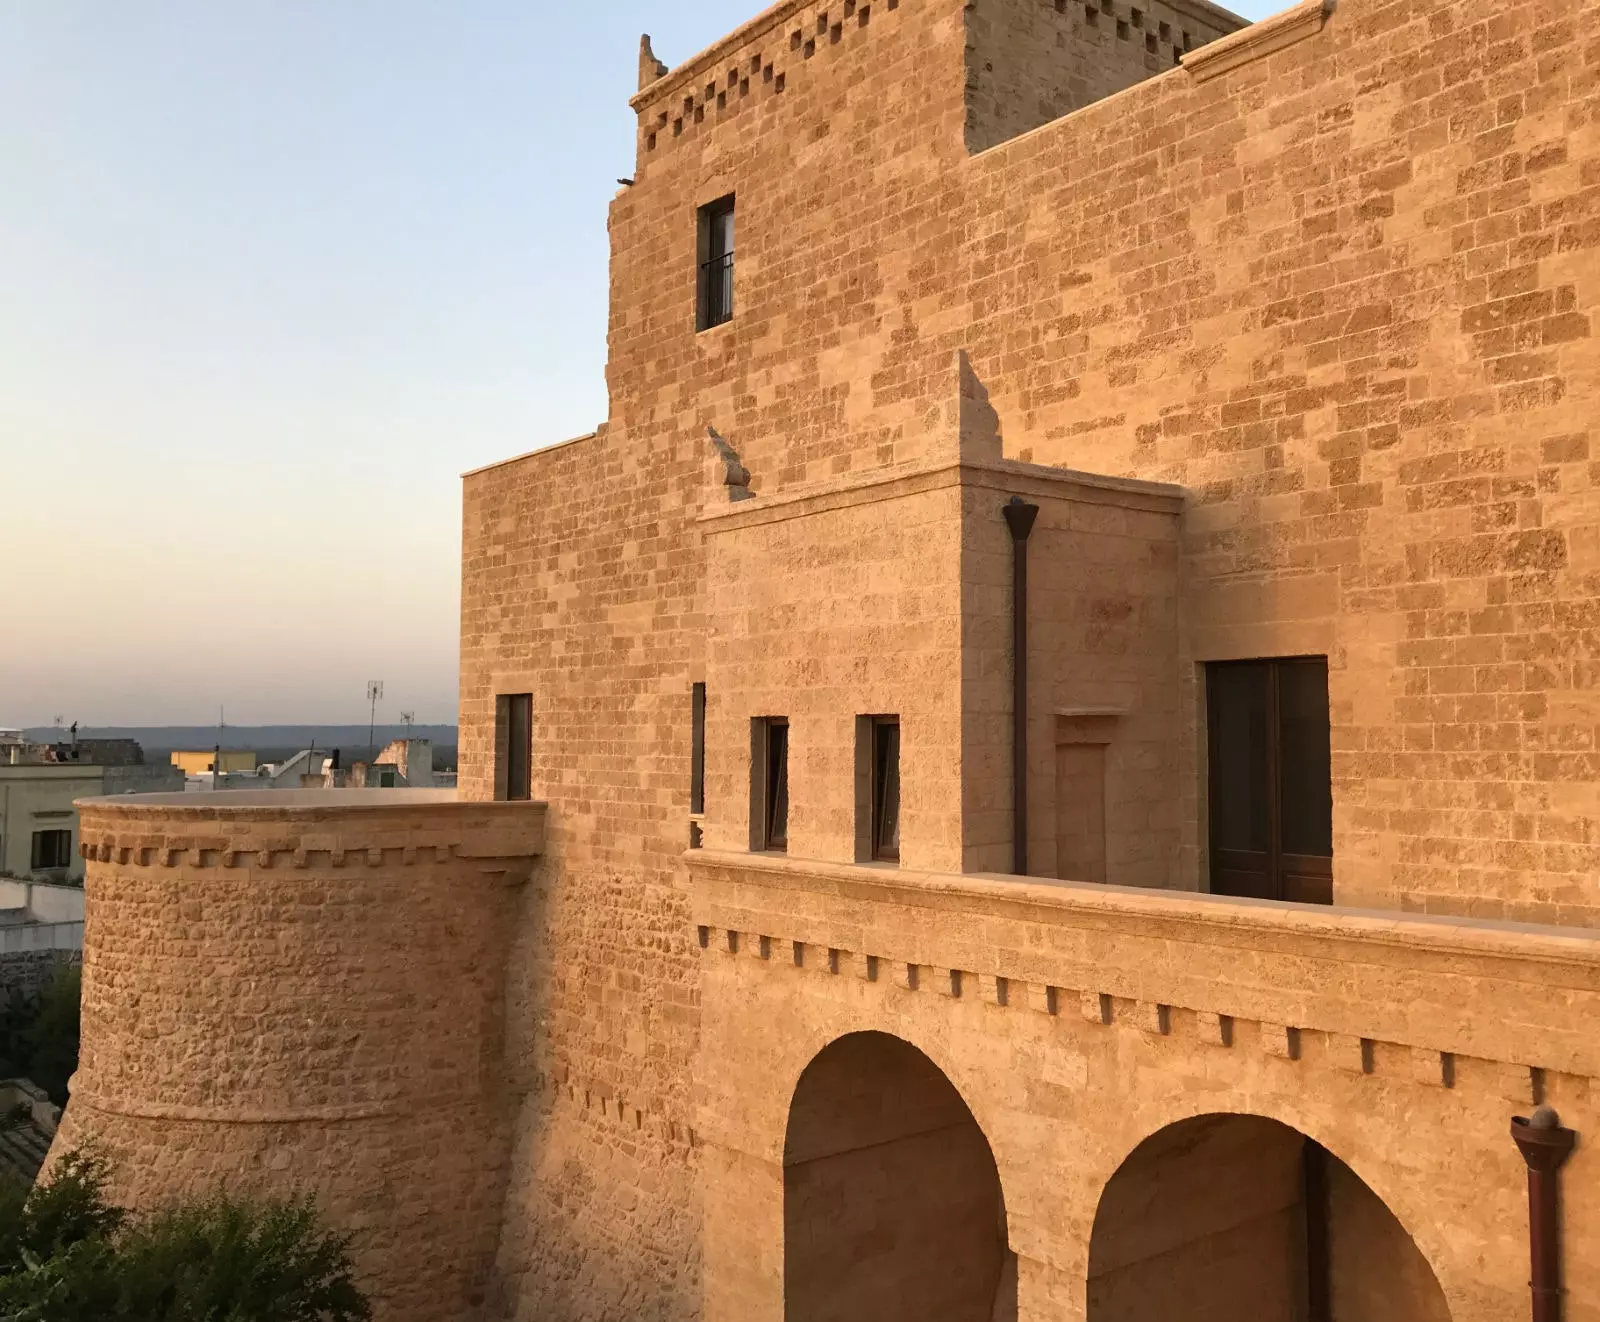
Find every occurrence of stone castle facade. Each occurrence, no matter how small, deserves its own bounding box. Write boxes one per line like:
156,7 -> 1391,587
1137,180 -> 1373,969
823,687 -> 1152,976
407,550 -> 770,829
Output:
56,0 -> 1600,1318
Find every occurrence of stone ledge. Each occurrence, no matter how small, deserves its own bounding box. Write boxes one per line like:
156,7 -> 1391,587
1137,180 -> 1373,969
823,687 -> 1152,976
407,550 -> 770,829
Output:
699,457 -> 1185,533
686,850 -> 1600,1077
686,850 -> 1600,971
67,1089 -> 406,1125
76,795 -> 547,870
1181,0 -> 1333,83
697,920 -> 1543,1104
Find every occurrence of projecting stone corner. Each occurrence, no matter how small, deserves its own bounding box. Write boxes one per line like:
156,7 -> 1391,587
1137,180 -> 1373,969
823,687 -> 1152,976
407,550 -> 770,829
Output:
56,790 -> 546,1322
1180,0 -> 1334,83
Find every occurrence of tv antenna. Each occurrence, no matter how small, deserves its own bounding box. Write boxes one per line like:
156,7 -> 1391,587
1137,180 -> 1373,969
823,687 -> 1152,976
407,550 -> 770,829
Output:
401,711 -> 415,736
366,681 -> 384,760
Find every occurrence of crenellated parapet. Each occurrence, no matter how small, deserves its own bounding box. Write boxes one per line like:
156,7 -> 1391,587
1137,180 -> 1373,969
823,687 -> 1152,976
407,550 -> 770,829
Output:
54,791 -> 545,1322
75,789 -> 542,873
629,0 -> 920,170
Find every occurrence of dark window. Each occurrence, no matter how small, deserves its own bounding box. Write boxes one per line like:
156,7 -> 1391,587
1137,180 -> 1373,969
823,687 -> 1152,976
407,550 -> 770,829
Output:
1206,658 -> 1332,904
496,693 -> 533,802
697,194 -> 735,331
871,718 -> 900,862
380,770 -> 396,788
752,717 -> 788,851
690,683 -> 707,816
31,830 -> 71,871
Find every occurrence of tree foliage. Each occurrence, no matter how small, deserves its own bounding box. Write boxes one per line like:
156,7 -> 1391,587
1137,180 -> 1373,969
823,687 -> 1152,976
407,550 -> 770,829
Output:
0,965 -> 80,1106
0,1150 -> 369,1322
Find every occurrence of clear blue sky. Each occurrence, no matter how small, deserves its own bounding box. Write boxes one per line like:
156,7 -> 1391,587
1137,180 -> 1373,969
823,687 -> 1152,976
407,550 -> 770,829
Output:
1,0 -> 1278,728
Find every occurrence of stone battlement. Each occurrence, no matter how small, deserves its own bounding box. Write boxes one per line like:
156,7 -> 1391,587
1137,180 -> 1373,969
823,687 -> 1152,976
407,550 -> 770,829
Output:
74,790 -> 545,871
630,0 -> 1253,168
631,0 -> 909,165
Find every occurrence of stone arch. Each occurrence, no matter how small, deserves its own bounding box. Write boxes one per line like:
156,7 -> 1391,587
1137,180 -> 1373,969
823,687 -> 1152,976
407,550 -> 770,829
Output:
1086,1112 -> 1451,1322
783,1030 -> 1016,1322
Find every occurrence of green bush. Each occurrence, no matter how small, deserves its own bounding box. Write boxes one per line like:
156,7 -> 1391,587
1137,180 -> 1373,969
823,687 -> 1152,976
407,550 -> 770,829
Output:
0,965 -> 81,1107
0,1150 -> 369,1322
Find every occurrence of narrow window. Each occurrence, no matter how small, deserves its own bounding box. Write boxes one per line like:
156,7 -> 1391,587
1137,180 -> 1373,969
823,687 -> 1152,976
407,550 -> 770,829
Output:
495,693 -> 532,802
751,717 -> 788,851
31,829 -> 71,872
697,194 -> 735,331
871,717 -> 900,862
690,682 -> 707,816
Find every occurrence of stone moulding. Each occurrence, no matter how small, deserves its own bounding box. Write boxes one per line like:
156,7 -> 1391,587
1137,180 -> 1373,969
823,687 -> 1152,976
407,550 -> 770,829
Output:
698,456 -> 1185,533
693,910 -> 1537,1104
685,849 -> 1600,1082
629,0 -> 816,110
1181,0 -> 1334,83
628,0 -> 906,161
65,1091 -> 407,1126
73,792 -> 548,873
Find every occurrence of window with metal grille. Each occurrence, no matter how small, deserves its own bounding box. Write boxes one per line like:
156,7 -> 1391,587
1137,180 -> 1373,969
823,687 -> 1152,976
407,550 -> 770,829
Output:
697,195 -> 735,331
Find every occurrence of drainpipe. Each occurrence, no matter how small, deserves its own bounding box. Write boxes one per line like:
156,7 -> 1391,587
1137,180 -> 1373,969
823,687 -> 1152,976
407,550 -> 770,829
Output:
1002,497 -> 1038,876
1511,1106 -> 1577,1322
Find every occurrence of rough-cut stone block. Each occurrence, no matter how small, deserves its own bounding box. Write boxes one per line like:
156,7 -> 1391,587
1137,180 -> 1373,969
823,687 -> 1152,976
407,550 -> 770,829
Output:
1261,1025 -> 1301,1060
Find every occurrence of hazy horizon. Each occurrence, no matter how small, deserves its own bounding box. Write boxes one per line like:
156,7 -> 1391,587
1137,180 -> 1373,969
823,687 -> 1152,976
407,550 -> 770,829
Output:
2,0 -> 1281,728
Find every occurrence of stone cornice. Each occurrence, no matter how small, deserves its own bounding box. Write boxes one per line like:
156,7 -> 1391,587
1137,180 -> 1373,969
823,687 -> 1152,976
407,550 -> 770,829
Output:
1182,0 -> 1334,83
699,457 -> 1184,532
687,849 -> 1600,973
76,795 -> 547,870
686,850 -> 1600,1078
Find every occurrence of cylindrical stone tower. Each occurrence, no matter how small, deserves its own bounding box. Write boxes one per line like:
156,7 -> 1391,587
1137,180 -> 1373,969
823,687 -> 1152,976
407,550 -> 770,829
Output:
53,790 -> 544,1322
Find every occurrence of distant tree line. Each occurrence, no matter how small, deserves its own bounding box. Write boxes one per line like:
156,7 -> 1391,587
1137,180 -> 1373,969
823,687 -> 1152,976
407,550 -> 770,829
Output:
0,967 -> 79,1107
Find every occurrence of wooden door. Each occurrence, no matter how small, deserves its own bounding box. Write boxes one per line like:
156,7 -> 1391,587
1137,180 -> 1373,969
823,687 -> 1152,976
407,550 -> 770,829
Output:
1206,658 -> 1332,905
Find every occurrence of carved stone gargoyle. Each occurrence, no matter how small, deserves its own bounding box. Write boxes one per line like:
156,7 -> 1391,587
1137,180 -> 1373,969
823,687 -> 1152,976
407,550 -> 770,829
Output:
639,35 -> 669,92
708,426 -> 753,502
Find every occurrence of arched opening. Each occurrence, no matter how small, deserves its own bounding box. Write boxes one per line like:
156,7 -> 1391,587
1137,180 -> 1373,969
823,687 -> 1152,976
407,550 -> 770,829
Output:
784,1031 -> 1015,1321
1087,1113 -> 1450,1322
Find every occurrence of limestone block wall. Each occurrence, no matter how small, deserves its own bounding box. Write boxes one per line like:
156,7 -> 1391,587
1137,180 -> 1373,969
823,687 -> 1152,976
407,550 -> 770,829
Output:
956,463 -> 1184,878
963,0 -> 1245,152
458,0 -> 1600,1313
701,470 -> 968,870
599,0 -> 1600,925
688,849 -> 1600,1321
54,792 -> 544,1322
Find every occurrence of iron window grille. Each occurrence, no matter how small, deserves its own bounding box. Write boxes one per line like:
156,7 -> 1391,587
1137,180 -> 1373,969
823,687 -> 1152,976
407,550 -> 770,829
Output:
697,195 -> 735,330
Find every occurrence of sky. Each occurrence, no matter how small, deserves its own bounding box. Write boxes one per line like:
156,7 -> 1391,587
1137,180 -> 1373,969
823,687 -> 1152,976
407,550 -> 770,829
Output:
0,0 -> 1279,729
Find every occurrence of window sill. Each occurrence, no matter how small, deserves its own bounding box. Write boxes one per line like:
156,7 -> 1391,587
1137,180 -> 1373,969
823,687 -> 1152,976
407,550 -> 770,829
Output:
695,318 -> 737,350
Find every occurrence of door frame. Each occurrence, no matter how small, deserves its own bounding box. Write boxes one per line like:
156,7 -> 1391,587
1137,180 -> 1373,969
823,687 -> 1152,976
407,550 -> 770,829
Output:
1205,656 -> 1332,905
